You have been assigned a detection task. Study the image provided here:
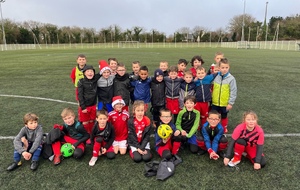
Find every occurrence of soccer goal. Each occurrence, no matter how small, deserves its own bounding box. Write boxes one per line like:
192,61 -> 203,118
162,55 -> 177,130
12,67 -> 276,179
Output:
118,41 -> 140,48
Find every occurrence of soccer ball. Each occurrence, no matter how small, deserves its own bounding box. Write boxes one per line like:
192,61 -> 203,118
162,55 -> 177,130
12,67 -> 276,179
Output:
60,143 -> 74,157
157,124 -> 173,139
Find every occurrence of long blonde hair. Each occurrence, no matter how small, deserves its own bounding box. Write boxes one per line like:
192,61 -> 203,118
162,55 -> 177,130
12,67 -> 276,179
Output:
131,100 -> 145,116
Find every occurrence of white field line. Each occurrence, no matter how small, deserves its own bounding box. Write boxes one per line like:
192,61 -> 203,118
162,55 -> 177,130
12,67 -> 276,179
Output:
1,94 -> 300,139
0,94 -> 77,105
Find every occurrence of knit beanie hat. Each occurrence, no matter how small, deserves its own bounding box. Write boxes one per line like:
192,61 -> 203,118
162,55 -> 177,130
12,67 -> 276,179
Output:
99,60 -> 112,75
83,65 -> 95,73
111,96 -> 125,107
154,69 -> 164,77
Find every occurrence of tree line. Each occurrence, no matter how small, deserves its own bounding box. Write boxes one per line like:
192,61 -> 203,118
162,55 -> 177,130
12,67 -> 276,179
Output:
1,14 -> 299,45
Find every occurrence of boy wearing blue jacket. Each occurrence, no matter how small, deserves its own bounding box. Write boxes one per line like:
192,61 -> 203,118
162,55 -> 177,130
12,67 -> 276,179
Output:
197,110 -> 228,160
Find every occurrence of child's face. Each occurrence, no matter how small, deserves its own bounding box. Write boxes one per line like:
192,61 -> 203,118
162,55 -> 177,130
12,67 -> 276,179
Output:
214,55 -> 223,64
244,114 -> 257,131
159,111 -> 172,124
134,105 -> 145,119
109,60 -> 118,71
207,114 -> 220,127
159,62 -> 168,71
114,103 -> 124,112
212,66 -> 220,74
196,69 -> 206,79
84,69 -> 94,79
169,71 -> 178,80
177,63 -> 187,72
219,63 -> 230,75
26,120 -> 38,130
102,69 -> 111,79
139,70 -> 148,80
184,74 -> 193,83
156,75 -> 163,82
77,57 -> 86,68
193,59 -> 202,68
132,64 -> 140,74
184,100 -> 195,111
116,66 -> 126,76
96,114 -> 108,128
62,114 -> 75,126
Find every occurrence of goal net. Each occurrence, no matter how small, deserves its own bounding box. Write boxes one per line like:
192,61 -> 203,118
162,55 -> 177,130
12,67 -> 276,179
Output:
118,41 -> 140,48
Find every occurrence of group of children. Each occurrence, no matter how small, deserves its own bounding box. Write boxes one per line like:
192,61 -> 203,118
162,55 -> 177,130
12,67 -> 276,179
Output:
7,52 -> 266,171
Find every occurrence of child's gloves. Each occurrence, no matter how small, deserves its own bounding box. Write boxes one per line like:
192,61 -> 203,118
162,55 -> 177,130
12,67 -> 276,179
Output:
53,124 -> 63,130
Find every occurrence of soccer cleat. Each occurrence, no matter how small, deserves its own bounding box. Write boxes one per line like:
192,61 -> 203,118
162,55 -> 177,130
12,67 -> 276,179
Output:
7,162 -> 20,171
53,155 -> 62,165
228,157 -> 241,167
30,161 -> 38,171
89,156 -> 98,166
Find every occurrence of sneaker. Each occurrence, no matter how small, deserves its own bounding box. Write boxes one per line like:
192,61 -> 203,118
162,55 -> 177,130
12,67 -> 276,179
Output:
30,161 -> 38,171
89,156 -> 98,166
7,161 -> 21,171
228,157 -> 241,167
53,155 -> 62,165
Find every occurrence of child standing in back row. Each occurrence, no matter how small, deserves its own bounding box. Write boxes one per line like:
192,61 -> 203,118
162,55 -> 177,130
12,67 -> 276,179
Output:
7,113 -> 43,171
179,70 -> 195,110
177,59 -> 188,78
159,61 -> 169,76
128,100 -> 152,163
70,54 -> 87,101
211,58 -> 237,133
190,55 -> 205,77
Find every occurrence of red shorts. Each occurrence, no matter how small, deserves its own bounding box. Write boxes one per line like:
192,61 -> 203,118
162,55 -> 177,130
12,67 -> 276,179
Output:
157,140 -> 172,157
245,145 -> 264,164
52,135 -> 85,156
78,105 -> 96,122
166,98 -> 180,114
92,139 -> 114,157
194,102 -> 209,118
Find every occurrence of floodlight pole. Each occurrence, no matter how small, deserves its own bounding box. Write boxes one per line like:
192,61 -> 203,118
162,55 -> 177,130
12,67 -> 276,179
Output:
241,0 -> 246,42
264,1 -> 269,49
0,0 -> 7,51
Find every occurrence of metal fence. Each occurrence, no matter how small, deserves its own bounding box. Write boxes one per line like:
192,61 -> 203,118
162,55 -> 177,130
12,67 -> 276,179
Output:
1,41 -> 299,51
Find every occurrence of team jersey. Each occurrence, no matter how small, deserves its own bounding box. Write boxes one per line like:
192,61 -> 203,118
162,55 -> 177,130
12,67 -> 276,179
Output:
108,110 -> 130,141
231,123 -> 264,146
133,116 -> 151,143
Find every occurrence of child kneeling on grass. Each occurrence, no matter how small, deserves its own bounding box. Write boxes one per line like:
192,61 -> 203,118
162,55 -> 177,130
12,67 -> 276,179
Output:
7,113 -> 43,171
223,110 -> 266,170
89,110 -> 116,166
51,108 -> 89,165
128,100 -> 152,163
155,108 -> 181,160
197,110 -> 228,160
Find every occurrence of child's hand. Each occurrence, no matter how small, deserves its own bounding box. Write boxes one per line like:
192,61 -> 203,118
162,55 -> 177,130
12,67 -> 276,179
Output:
226,104 -> 233,111
101,148 -> 107,154
137,148 -> 144,155
254,163 -> 261,170
22,151 -> 32,160
21,137 -> 28,150
174,130 -> 180,136
209,151 -> 219,160
72,145 -> 75,149
181,130 -> 187,136
223,158 -> 230,166
82,109 -> 88,113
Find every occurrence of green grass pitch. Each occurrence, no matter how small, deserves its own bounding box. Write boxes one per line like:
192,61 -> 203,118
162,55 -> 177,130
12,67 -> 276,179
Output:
0,47 -> 299,189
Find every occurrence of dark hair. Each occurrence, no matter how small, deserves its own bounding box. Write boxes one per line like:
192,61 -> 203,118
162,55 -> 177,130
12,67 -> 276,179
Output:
108,58 -> 118,63
184,95 -> 196,104
178,59 -> 188,66
190,55 -> 205,66
208,110 -> 221,118
77,54 -> 86,59
96,110 -> 108,117
139,66 -> 148,72
159,108 -> 172,116
219,58 -> 229,65
117,62 -> 125,67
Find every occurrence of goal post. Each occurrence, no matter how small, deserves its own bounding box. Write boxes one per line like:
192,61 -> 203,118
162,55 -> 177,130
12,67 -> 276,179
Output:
118,41 -> 140,48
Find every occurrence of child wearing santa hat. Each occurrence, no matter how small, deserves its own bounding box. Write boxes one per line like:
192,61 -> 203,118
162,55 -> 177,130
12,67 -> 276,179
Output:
97,60 -> 115,112
108,96 -> 130,155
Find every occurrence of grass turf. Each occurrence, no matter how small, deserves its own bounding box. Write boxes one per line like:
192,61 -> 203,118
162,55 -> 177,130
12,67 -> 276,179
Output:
0,47 -> 299,189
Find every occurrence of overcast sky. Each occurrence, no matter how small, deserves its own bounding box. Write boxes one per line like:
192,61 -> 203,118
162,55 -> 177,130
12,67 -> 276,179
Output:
1,0 -> 299,35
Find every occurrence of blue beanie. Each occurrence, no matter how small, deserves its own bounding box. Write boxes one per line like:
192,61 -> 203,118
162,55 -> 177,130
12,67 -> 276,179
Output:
154,69 -> 164,77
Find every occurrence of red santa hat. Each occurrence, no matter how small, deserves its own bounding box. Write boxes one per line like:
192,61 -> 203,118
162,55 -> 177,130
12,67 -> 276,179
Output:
99,60 -> 112,75
111,96 -> 125,108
